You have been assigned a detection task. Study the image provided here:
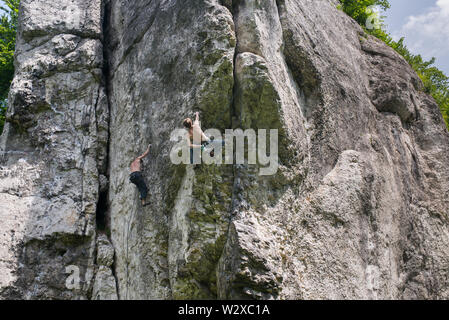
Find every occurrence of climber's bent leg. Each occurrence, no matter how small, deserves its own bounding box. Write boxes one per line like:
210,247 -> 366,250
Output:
129,171 -> 149,205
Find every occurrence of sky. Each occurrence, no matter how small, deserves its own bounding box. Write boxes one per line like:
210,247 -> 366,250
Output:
1,0 -> 448,75
384,0 -> 449,75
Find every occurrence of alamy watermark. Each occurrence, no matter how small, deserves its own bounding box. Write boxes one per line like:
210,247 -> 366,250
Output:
65,265 -> 94,291
65,265 -> 81,290
170,128 -> 279,176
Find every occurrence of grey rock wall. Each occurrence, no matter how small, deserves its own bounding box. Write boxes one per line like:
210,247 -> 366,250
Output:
0,0 -> 109,299
105,0 -> 236,300
1,0 -> 449,300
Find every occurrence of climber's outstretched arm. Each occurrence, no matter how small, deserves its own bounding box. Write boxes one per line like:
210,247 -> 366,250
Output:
137,144 -> 151,160
194,112 -> 210,142
194,111 -> 200,124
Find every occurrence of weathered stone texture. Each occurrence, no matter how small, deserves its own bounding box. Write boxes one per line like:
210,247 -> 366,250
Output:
0,0 -> 109,299
1,0 -> 449,300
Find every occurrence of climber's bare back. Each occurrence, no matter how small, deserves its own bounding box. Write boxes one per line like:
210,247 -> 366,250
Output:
130,158 -> 142,173
130,144 -> 151,173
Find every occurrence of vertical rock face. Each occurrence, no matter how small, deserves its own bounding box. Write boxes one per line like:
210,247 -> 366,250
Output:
1,0 -> 449,300
105,0 -> 236,299
0,0 -> 109,299
92,234 -> 118,300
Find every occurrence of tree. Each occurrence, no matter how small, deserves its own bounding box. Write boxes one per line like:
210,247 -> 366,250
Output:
0,0 -> 20,134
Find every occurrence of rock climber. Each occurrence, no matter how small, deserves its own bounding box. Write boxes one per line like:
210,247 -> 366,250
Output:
183,112 -> 226,163
129,144 -> 151,206
183,112 -> 211,164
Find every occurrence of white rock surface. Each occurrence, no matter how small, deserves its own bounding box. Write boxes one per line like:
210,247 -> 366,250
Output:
1,0 -> 449,300
92,235 -> 117,300
0,0 -> 109,299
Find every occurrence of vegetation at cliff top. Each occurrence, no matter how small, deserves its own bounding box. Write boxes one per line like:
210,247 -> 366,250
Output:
338,0 -> 449,130
0,0 -> 19,134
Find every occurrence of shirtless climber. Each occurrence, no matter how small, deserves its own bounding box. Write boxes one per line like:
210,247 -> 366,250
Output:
183,112 -> 211,163
130,144 -> 151,206
183,112 -> 225,163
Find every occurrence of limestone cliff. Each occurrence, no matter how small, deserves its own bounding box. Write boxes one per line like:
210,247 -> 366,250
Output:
1,0 -> 449,300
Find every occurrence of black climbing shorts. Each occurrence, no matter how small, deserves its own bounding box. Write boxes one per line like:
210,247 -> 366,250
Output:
129,171 -> 148,200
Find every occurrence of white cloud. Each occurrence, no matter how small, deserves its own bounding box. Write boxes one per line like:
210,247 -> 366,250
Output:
395,0 -> 449,72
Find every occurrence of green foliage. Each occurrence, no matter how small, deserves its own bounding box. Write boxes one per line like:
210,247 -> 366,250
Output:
0,0 -> 20,134
338,0 -> 390,26
339,0 -> 449,130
